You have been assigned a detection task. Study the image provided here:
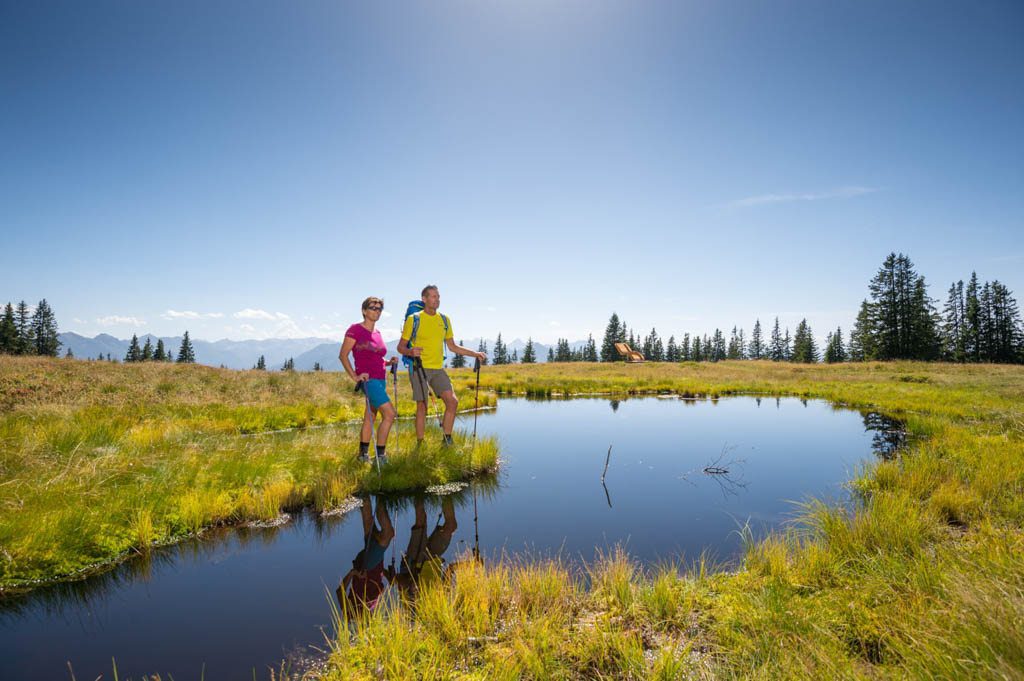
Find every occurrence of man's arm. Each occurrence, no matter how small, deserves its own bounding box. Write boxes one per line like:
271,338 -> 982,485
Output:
446,337 -> 485,360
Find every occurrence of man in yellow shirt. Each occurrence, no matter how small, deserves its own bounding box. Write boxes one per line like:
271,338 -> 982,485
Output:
398,285 -> 486,444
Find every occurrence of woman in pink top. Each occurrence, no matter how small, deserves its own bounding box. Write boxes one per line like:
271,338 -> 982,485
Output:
339,297 -> 398,463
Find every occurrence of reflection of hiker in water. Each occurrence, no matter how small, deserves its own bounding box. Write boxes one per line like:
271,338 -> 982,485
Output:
391,496 -> 458,597
337,495 -> 394,614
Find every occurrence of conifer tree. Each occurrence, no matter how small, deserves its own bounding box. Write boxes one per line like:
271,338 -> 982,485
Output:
964,272 -> 981,361
492,334 -> 509,365
0,303 -> 16,354
824,326 -> 846,363
65,348 -> 74,359
782,328 -> 792,361
554,338 -> 572,362
865,252 -> 940,360
522,338 -> 537,363
791,319 -> 818,363
256,355 -> 266,370
711,329 -> 726,361
600,313 -> 623,362
281,357 -> 294,371
942,281 -> 966,362
681,333 -> 691,361
141,337 -> 153,361
511,348 -> 518,363
125,334 -> 142,362
15,300 -> 35,355
584,334 -> 598,362
450,341 -> 467,368
750,319 -> 763,359
154,339 -> 166,361
177,331 -> 195,363
476,340 -> 488,365
314,362 -> 322,371
30,299 -> 61,357
727,326 -> 742,360
665,335 -> 678,362
692,336 -> 703,362
769,317 -> 784,361
546,347 -> 555,362
738,328 -> 746,359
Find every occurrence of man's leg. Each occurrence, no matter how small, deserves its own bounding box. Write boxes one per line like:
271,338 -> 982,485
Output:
440,389 -> 458,439
415,401 -> 427,441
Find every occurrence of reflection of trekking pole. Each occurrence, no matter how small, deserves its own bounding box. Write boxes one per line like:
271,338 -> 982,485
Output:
355,380 -> 381,476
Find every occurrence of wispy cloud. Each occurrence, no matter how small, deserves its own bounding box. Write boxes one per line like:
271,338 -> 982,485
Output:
161,309 -> 224,320
96,315 -> 146,327
233,308 -> 290,321
728,185 -> 878,208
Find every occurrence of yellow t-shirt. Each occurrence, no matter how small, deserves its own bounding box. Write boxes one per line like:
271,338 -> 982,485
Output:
401,311 -> 453,370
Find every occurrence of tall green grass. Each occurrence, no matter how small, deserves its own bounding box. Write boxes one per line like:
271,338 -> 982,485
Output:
0,357 -> 498,588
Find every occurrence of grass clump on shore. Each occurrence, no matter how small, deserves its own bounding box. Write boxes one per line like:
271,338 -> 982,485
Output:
313,360 -> 1024,680
0,357 -> 497,589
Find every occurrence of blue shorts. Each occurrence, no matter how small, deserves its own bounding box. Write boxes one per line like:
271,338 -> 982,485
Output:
363,379 -> 390,410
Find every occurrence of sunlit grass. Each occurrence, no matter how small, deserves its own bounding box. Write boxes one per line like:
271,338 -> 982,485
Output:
5,357 -> 1024,678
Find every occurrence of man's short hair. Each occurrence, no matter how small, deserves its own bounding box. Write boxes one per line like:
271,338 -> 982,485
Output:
421,285 -> 438,298
361,297 -> 384,311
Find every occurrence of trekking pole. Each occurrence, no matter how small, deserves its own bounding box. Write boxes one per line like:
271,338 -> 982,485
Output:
472,357 -> 481,443
390,361 -> 399,457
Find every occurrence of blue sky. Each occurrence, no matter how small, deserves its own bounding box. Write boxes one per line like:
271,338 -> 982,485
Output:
2,1 -> 1022,345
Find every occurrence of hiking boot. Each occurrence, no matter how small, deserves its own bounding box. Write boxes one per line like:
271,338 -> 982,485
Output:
357,453 -> 370,463
376,454 -> 389,466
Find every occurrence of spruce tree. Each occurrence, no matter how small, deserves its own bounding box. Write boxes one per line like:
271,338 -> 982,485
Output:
65,347 -> 74,359
0,303 -> 16,354
824,326 -> 846,363
990,281 -> 1023,362
522,338 -> 536,363
30,299 -> 61,357
281,357 -> 294,371
681,333 -> 691,361
256,355 -> 266,370
125,334 -> 142,362
849,300 -> 874,361
692,336 -> 703,362
750,319 -> 763,359
665,336 -> 678,362
15,300 -> 34,355
600,313 -> 622,361
313,362 -> 322,371
964,272 -> 981,361
154,339 -> 166,361
546,347 -> 555,362
942,280 -> 967,362
791,319 -> 818,363
769,317 -> 784,361
727,327 -> 741,360
865,252 -> 940,360
476,340 -> 488,365
511,348 -> 518,363
584,334 -> 598,362
450,341 -> 467,368
177,331 -> 195,363
141,337 -> 153,361
493,334 -> 508,365
782,328 -> 792,361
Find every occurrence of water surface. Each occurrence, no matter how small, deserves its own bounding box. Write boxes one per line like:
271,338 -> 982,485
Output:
0,396 -> 899,680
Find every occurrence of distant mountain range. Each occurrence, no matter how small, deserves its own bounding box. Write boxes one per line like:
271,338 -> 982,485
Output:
58,333 -> 588,370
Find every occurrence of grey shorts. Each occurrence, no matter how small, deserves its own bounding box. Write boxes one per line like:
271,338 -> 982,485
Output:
410,367 -> 453,402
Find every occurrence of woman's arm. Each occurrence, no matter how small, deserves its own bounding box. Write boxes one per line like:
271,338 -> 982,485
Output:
339,336 -> 367,382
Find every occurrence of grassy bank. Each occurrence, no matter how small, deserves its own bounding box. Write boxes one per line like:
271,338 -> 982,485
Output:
318,361 -> 1024,680
0,357 -> 498,589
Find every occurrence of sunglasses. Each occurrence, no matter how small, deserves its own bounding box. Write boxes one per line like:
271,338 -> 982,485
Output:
366,305 -> 383,311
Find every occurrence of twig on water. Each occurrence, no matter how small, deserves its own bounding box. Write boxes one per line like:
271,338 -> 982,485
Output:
601,445 -> 612,483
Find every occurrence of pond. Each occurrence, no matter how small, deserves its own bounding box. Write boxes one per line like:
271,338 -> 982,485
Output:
0,396 -> 903,680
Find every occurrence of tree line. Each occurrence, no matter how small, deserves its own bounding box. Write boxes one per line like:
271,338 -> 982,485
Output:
0,300 -> 61,357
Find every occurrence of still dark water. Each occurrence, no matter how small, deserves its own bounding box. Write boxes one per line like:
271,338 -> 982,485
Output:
0,397 -> 899,680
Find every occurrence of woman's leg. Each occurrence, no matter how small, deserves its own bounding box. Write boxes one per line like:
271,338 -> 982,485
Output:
376,401 -> 396,446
